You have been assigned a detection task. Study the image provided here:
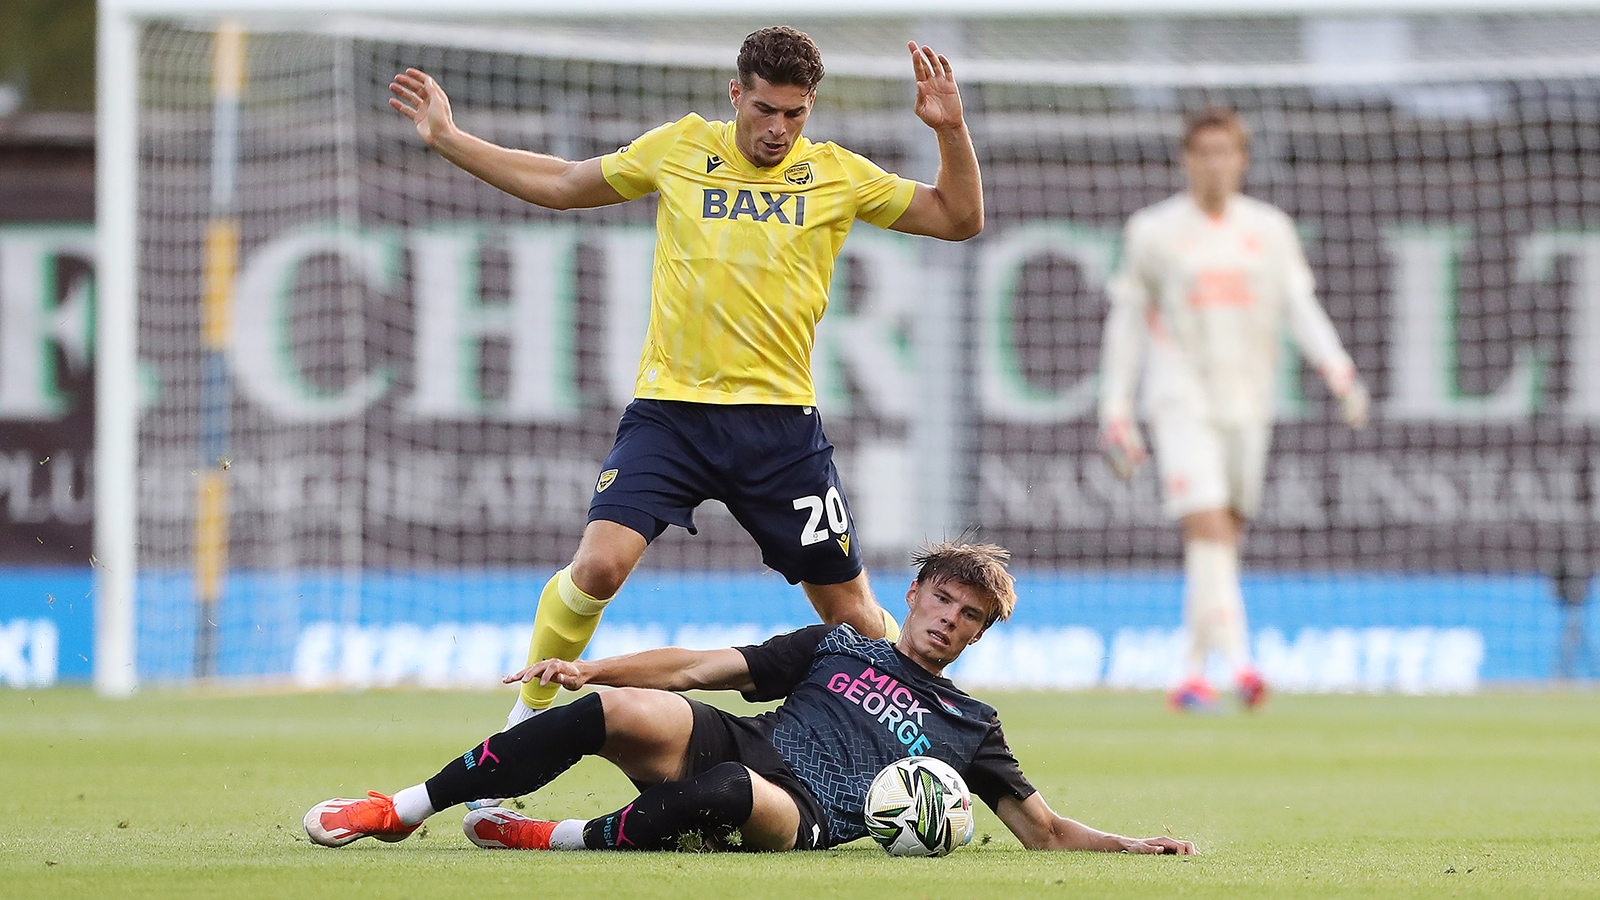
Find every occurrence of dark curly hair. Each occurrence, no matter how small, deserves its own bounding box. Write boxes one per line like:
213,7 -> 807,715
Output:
737,26 -> 825,92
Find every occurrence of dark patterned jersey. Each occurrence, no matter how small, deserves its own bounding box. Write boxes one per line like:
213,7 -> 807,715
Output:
737,624 -> 1036,845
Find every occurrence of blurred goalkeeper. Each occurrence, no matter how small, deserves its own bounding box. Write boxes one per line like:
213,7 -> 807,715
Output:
387,28 -> 983,732
303,541 -> 1194,856
1096,107 -> 1369,712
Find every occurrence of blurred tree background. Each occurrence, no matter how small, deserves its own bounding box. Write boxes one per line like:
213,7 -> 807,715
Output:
0,0 -> 95,112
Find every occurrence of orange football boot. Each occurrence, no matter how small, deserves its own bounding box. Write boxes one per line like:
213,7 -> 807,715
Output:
303,791 -> 421,847
463,807 -> 559,850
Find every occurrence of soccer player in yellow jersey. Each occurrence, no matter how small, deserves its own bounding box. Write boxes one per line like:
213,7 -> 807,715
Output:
389,27 -> 983,732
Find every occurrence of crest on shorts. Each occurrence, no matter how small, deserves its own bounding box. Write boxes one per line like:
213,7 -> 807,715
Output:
596,469 -> 618,493
783,162 -> 814,186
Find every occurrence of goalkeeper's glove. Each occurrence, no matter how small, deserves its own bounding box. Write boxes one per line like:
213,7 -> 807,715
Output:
1323,364 -> 1371,430
1099,416 -> 1147,482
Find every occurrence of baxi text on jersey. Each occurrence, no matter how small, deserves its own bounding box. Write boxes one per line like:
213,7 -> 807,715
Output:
826,666 -> 933,756
702,189 -> 807,225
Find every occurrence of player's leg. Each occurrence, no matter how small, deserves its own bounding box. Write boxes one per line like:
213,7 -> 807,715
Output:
732,770 -> 807,850
720,405 -> 898,640
1179,507 -> 1242,661
573,762 -> 800,851
307,687 -> 701,848
585,691 -> 810,852
511,520 -> 648,720
468,695 -> 810,852
1188,510 -> 1250,679
468,762 -> 803,852
304,691 -> 610,847
1220,422 -> 1272,708
1151,412 -> 1230,709
512,401 -> 711,721
803,573 -> 898,641
589,686 -> 697,781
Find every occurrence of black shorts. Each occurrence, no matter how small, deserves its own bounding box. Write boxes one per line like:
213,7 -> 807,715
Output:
682,698 -> 832,851
588,399 -> 863,585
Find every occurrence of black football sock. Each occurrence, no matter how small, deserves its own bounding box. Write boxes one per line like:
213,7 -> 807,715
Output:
424,692 -> 605,810
582,761 -> 754,851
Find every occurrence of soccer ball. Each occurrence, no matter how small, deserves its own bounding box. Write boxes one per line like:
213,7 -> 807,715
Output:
863,756 -> 975,857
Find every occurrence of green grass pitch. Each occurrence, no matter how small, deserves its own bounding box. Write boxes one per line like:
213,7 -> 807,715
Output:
3,688 -> 1597,899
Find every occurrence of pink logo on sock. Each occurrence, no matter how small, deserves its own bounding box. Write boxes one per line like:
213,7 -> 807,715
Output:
477,739 -> 500,767
615,803 -> 635,847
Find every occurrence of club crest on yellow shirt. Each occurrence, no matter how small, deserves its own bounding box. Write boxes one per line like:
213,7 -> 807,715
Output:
596,469 -> 618,493
783,162 -> 814,186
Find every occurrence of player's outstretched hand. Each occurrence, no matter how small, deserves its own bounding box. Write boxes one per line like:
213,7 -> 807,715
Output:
1338,378 -> 1371,430
1322,364 -> 1371,430
908,41 -> 965,132
504,658 -> 590,691
1099,416 -> 1147,481
389,68 -> 455,147
1119,835 -> 1197,855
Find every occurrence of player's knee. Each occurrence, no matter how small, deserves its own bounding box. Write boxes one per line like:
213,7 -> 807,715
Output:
597,686 -> 653,723
597,687 -> 686,739
570,521 -> 647,599
570,551 -> 631,599
676,762 -> 754,830
1181,509 -> 1236,543
698,762 -> 754,815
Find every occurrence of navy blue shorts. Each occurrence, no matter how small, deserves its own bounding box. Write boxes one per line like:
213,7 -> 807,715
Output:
588,399 -> 863,586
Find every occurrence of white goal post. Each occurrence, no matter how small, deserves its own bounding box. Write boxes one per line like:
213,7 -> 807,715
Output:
97,0 -> 1600,694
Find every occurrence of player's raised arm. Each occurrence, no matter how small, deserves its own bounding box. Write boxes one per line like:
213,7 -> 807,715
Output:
888,42 -> 984,241
504,646 -> 756,695
995,793 -> 1196,855
388,68 -> 626,210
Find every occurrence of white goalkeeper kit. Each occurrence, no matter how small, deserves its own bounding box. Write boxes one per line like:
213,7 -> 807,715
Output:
1098,192 -> 1357,519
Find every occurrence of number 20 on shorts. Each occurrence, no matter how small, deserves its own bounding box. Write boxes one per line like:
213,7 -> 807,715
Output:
793,487 -> 850,546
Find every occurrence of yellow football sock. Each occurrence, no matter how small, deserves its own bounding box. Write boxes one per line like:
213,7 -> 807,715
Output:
879,607 -> 901,642
519,566 -> 609,710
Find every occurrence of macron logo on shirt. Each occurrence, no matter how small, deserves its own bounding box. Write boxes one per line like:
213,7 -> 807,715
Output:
706,155 -> 724,173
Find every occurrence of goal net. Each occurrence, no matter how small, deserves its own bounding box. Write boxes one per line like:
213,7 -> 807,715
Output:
111,8 -> 1600,691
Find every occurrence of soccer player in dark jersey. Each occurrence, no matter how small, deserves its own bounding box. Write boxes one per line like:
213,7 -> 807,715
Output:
389,26 -> 984,730
304,541 -> 1196,855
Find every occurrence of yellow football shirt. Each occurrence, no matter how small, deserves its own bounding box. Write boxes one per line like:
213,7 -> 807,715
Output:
601,113 -> 917,406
